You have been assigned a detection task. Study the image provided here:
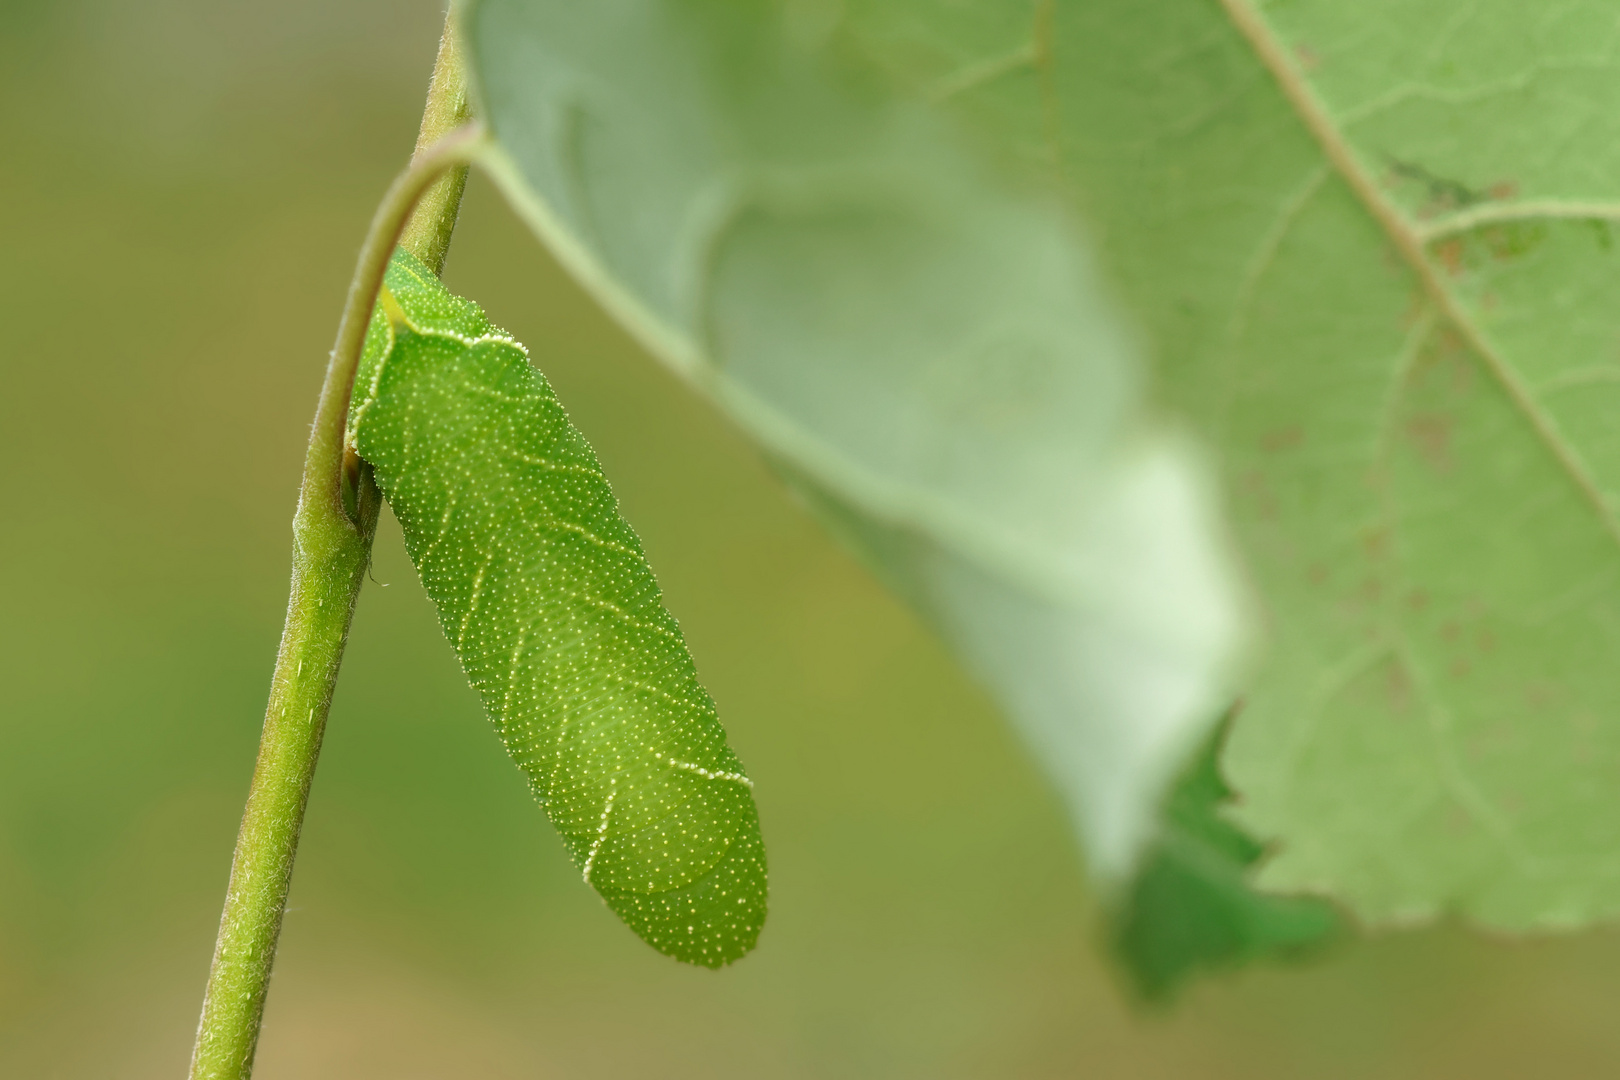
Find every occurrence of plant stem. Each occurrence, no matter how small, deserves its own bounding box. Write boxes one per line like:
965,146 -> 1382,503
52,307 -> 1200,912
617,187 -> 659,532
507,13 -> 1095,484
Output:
188,25 -> 483,1080
399,20 -> 473,276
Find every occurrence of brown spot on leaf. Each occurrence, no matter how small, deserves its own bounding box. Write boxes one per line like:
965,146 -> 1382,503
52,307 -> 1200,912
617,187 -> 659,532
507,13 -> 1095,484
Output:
1406,412 -> 1453,471
1260,425 -> 1304,452
1239,468 -> 1278,521
1435,239 -> 1465,276
1362,526 -> 1392,560
1385,662 -> 1412,714
1488,180 -> 1519,200
1434,326 -> 1467,358
1406,588 -> 1430,612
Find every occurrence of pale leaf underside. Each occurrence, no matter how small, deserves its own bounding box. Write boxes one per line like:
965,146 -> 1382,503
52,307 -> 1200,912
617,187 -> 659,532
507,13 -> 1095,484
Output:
843,0 -> 1620,928
464,0 -> 1253,893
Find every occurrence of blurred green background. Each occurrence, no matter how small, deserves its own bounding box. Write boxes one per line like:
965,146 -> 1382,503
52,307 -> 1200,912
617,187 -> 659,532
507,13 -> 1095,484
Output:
5,1 -> 1620,1076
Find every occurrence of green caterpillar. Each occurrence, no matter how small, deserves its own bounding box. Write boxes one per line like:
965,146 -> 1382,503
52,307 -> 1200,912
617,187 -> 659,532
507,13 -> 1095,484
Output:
348,249 -> 766,967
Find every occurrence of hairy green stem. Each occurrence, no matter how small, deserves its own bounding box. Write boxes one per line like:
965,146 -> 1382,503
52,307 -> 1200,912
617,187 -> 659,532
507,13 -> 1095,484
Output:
188,27 -> 483,1080
399,20 -> 473,276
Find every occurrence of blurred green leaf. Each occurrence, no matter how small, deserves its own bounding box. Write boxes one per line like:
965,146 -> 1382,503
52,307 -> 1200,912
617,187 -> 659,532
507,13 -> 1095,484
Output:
1111,716 -> 1340,1000
838,0 -> 1620,928
350,249 -> 765,967
461,0 -> 1252,889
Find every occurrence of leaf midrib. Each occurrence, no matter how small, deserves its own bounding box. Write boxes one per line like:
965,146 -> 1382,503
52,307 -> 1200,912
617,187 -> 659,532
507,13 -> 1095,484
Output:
1216,0 -> 1620,553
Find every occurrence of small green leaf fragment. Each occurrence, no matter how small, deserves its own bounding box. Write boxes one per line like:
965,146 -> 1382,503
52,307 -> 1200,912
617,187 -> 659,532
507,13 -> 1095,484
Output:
350,248 -> 765,966
1111,719 -> 1340,1000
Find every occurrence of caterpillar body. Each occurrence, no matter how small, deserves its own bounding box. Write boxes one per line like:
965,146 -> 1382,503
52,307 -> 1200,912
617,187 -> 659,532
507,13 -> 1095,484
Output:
349,249 -> 766,967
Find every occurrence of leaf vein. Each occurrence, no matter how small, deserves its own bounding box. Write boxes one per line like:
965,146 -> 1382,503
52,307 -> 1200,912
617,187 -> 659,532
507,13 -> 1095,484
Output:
1219,0 -> 1620,554
1418,198 -> 1620,242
